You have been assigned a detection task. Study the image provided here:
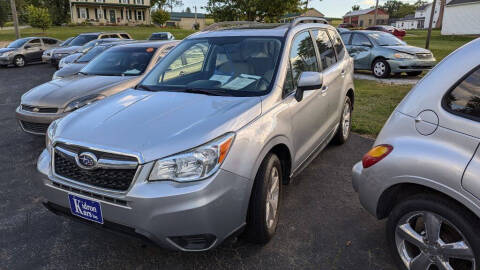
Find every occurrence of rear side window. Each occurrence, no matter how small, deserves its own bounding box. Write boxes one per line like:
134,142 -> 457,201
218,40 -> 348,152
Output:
328,29 -> 346,60
120,34 -> 130,39
312,29 -> 336,70
285,31 -> 319,95
443,67 -> 480,120
351,34 -> 371,46
341,33 -> 351,45
43,38 -> 57,45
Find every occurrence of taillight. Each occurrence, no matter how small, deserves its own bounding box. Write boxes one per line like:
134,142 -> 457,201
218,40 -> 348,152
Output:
362,144 -> 393,169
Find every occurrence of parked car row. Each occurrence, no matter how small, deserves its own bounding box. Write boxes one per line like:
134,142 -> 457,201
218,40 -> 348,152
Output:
7,18 -> 480,270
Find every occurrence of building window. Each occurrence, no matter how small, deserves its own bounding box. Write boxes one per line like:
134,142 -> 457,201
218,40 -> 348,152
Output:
96,8 -> 102,19
136,10 -> 143,21
80,8 -> 87,19
120,0 -> 128,3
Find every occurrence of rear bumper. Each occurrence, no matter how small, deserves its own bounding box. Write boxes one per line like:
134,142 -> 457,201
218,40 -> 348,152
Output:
37,148 -> 251,251
42,55 -> 52,63
387,59 -> 437,73
352,161 -> 378,217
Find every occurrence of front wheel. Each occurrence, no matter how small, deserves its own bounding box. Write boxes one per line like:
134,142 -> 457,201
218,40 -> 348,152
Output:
332,96 -> 352,145
13,55 -> 25,67
372,59 -> 391,78
387,194 -> 480,270
243,153 -> 282,244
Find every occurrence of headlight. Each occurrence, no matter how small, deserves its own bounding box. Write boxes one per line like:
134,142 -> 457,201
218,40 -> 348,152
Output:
64,94 -> 105,112
149,133 -> 235,182
46,119 -> 59,151
393,52 -> 415,59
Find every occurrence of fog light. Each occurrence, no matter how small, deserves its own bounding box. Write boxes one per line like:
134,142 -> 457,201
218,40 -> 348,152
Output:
169,234 -> 216,251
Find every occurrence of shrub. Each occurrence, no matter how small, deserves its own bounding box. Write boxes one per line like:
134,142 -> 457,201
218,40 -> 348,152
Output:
151,9 -> 170,26
25,5 -> 52,32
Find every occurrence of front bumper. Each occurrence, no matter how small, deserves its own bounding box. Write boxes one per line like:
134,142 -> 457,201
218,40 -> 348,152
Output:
387,59 -> 437,73
0,55 -> 12,65
15,106 -> 67,135
37,148 -> 251,251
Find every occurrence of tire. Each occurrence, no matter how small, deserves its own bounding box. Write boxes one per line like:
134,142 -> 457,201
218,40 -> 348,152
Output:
332,96 -> 352,145
13,55 -> 26,67
0,64 -> 7,68
244,153 -> 282,244
387,193 -> 480,270
407,71 -> 423,77
372,58 -> 391,78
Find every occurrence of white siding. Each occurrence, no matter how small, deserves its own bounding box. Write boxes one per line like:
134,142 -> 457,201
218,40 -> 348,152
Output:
395,20 -> 419,30
442,3 -> 480,35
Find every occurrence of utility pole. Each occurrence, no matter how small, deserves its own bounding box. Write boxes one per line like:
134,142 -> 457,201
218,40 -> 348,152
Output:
426,0 -> 437,49
373,0 -> 379,26
9,0 -> 20,39
305,0 -> 309,9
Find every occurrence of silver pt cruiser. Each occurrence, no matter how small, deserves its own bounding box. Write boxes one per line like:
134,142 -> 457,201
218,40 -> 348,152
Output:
39,18 -> 355,251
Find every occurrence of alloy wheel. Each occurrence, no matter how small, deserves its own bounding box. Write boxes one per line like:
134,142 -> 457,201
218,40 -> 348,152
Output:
395,211 -> 475,270
15,57 -> 25,67
342,101 -> 351,139
265,166 -> 280,230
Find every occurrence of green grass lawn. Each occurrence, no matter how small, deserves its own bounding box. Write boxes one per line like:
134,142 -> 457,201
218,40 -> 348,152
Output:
404,29 -> 477,62
0,26 -> 196,41
352,80 -> 412,136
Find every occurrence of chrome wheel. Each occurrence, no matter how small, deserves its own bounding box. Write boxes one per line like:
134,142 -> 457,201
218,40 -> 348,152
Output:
14,56 -> 25,67
374,61 -> 386,77
265,166 -> 280,230
342,101 -> 351,139
395,211 -> 475,270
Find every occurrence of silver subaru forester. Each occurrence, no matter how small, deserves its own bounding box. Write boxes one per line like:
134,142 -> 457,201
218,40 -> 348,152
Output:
353,37 -> 480,269
38,18 -> 355,251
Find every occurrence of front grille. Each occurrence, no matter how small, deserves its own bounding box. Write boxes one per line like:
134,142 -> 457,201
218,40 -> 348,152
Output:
20,121 -> 49,134
416,53 -> 433,59
22,104 -> 58,113
53,146 -> 138,191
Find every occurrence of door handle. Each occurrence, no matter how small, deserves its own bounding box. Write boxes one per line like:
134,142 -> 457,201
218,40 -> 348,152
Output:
179,71 -> 185,76
321,86 -> 328,95
341,70 -> 346,77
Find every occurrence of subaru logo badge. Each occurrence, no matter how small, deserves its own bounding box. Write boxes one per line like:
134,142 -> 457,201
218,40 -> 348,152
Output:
76,152 -> 98,170
33,107 -> 39,112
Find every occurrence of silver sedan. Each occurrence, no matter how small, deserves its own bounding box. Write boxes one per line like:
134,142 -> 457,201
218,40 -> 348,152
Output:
352,37 -> 480,270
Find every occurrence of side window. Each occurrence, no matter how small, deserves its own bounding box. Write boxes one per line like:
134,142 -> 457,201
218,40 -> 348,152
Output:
288,31 -> 319,91
162,43 -> 207,82
42,38 -> 56,45
156,45 -> 175,63
351,34 -> 371,46
120,34 -> 130,39
27,39 -> 41,47
444,67 -> 480,120
283,64 -> 295,96
340,33 -> 352,45
312,29 -> 336,70
328,29 -> 346,60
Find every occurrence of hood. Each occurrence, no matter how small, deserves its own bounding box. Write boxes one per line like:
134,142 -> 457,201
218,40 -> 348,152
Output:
55,63 -> 86,78
54,46 -> 81,54
55,89 -> 262,162
0,48 -> 16,54
62,53 -> 82,64
21,75 -> 135,108
385,45 -> 431,54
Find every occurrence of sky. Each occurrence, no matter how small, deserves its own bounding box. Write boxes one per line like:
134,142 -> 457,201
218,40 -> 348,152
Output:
175,0 -> 426,18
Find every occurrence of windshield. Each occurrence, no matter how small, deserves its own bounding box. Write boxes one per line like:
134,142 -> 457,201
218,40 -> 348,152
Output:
69,35 -> 97,46
60,37 -> 74,47
150,33 -> 168,40
368,32 -> 406,46
7,38 -> 29,48
139,37 -> 283,96
76,45 -> 109,63
80,46 -> 156,76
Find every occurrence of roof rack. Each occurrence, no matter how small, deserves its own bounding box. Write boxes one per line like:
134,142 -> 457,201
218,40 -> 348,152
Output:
203,21 -> 266,32
289,17 -> 329,28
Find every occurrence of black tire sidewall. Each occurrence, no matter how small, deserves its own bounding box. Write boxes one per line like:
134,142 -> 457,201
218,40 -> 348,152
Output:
244,153 -> 283,243
332,96 -> 352,145
372,59 -> 390,78
386,194 -> 480,270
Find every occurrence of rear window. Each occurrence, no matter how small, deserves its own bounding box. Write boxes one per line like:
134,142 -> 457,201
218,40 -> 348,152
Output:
150,33 -> 168,40
70,35 -> 98,46
443,66 -> 480,121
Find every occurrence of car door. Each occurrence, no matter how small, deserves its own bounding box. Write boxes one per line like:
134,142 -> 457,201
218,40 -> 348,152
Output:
348,33 -> 373,70
23,39 -> 43,62
284,30 -> 331,166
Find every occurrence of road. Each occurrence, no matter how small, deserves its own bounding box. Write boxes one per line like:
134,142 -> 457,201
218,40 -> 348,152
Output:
0,64 -> 397,270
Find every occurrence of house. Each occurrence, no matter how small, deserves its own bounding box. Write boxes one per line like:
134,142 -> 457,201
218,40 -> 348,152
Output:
165,12 -> 206,30
416,1 -> 443,29
343,8 -> 389,28
442,0 -> 480,35
69,0 -> 151,25
279,8 -> 325,23
394,14 -> 425,30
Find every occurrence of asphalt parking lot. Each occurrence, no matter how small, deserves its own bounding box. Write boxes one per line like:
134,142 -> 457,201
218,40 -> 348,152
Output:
0,64 -> 396,270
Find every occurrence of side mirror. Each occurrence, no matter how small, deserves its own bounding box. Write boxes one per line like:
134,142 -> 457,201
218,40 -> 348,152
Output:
295,71 -> 323,102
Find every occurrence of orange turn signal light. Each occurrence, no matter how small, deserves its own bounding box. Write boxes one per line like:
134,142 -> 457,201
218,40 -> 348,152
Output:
218,137 -> 233,164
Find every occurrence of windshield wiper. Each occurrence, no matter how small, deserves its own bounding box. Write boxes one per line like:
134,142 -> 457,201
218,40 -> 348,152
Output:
178,88 -> 234,96
136,84 -> 156,91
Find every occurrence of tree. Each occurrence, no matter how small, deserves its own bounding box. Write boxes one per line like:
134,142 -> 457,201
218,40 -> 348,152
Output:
185,7 -> 191,13
0,0 -> 8,28
151,0 -> 167,9
165,0 -> 182,13
25,4 -> 51,32
151,9 -> 170,26
414,0 -> 428,8
352,4 -> 360,11
381,0 -> 416,18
